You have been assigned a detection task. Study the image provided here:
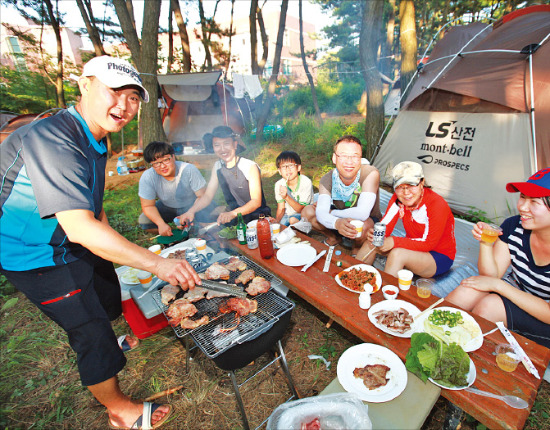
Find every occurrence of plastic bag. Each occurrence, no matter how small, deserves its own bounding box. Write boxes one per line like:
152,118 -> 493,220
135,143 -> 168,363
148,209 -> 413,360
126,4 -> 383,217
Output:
266,393 -> 372,430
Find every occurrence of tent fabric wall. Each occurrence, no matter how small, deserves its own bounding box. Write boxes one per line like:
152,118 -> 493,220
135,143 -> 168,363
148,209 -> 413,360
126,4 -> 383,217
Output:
375,6 -> 550,220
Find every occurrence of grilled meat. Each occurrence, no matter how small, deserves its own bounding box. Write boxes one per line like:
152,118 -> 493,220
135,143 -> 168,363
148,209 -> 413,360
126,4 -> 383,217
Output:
166,298 -> 198,326
206,290 -> 230,299
301,418 -> 321,430
224,256 -> 247,271
180,315 -> 210,330
167,249 -> 186,259
235,269 -> 255,285
372,308 -> 413,333
245,276 -> 271,296
204,262 -> 230,280
183,286 -> 208,303
161,284 -> 180,305
219,298 -> 258,316
353,364 -> 391,390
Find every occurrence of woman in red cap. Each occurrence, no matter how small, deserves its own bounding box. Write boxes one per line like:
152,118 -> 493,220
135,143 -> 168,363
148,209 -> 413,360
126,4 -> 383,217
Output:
448,168 -> 550,348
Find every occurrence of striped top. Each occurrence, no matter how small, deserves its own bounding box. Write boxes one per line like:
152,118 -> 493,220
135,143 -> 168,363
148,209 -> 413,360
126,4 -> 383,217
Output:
500,215 -> 550,301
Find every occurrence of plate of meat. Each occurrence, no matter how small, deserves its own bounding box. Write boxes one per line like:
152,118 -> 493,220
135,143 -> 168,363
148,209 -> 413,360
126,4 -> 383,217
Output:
337,343 -> 407,402
367,300 -> 420,338
335,264 -> 382,293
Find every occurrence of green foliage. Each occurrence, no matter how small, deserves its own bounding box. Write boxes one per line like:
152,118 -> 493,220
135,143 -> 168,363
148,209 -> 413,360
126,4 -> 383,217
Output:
110,117 -> 139,154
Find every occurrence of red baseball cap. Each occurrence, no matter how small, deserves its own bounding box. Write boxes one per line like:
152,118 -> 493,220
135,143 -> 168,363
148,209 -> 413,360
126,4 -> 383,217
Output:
506,168 -> 550,197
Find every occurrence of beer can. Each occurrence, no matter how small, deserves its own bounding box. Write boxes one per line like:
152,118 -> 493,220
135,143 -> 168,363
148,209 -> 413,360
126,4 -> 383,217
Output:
246,228 -> 258,249
372,222 -> 386,247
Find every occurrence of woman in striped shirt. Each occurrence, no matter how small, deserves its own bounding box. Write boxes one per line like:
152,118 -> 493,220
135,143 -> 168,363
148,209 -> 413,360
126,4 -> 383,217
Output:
448,168 -> 550,348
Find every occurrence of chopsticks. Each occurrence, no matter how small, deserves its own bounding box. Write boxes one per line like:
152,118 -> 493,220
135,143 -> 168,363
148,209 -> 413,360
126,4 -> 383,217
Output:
361,247 -> 376,262
415,297 -> 444,320
148,234 -> 161,241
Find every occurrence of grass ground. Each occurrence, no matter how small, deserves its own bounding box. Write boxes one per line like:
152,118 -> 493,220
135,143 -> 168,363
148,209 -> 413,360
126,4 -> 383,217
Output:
1,121 -> 549,429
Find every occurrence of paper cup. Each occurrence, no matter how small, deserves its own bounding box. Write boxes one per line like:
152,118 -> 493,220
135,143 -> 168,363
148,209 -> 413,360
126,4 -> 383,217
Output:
137,270 -> 153,288
148,244 -> 162,255
350,220 -> 363,238
195,238 -> 207,251
271,223 -> 281,235
397,269 -> 413,290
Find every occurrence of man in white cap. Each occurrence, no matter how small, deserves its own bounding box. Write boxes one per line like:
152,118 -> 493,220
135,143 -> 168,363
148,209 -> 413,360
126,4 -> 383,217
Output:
0,56 -> 198,428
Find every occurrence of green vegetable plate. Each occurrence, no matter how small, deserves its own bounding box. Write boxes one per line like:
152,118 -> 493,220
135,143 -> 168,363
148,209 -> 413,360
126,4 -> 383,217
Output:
156,229 -> 189,245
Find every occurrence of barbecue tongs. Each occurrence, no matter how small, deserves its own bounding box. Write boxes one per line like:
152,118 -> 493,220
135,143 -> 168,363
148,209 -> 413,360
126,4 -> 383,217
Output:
200,279 -> 247,298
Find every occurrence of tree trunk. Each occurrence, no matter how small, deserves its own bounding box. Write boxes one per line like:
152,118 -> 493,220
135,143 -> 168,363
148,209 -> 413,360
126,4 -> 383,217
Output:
167,0 -> 174,71
226,0 -> 235,75
359,0 -> 384,160
198,0 -> 212,71
255,0 -> 288,142
171,0 -> 191,73
249,0 -> 259,74
43,0 -> 66,108
113,0 -> 166,147
383,0 -> 396,79
399,0 -> 417,105
76,0 -> 106,56
299,0 -> 322,125
257,6 -> 269,74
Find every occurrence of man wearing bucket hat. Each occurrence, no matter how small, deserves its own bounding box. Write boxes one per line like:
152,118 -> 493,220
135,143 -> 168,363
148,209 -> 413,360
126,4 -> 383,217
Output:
359,161 -> 456,278
0,56 -> 198,428
448,168 -> 550,348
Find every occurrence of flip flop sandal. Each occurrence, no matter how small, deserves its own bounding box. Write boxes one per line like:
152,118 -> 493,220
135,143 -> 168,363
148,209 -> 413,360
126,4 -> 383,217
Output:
117,335 -> 139,353
109,402 -> 173,430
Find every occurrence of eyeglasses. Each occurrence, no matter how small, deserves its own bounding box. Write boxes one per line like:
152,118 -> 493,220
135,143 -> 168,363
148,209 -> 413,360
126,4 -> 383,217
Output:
335,154 -> 361,162
279,164 -> 298,171
395,183 -> 421,193
151,155 -> 173,168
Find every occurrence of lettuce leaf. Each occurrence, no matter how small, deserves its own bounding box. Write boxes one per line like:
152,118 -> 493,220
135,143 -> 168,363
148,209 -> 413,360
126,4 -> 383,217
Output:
430,342 -> 470,388
405,332 -> 439,382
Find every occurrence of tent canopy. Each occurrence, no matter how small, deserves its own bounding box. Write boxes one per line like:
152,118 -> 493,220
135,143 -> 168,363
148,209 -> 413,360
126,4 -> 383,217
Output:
374,5 -> 550,220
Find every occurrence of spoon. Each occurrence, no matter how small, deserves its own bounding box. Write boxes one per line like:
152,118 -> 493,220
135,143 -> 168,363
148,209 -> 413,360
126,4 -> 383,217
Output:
465,387 -> 528,409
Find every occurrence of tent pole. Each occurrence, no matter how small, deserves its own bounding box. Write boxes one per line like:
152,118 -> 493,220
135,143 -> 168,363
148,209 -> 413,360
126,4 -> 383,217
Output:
528,50 -> 538,172
222,72 -> 229,126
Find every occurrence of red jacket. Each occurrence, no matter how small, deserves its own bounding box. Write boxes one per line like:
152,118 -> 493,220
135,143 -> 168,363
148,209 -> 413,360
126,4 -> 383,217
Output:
381,188 -> 456,260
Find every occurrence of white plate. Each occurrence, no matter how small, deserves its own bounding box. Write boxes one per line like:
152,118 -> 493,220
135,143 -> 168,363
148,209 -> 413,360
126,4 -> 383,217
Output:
413,306 -> 483,352
276,243 -> 317,267
337,343 -> 407,402
335,264 -> 382,294
429,358 -> 476,390
368,300 -> 421,338
118,267 -> 140,285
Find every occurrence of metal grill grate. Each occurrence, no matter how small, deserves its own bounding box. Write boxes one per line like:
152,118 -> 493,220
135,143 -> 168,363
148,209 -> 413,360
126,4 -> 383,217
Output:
153,256 -> 292,358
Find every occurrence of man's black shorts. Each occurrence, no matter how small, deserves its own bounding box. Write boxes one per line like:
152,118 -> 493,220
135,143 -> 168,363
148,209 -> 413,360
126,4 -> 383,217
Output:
2,253 -> 126,386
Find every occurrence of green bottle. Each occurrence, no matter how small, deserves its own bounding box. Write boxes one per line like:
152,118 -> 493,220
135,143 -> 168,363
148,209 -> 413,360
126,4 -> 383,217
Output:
236,213 -> 247,245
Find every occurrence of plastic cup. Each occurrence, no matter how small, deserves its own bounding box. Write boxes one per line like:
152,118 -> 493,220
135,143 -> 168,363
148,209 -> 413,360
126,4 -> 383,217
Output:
481,223 -> 502,244
416,278 -> 434,298
195,238 -> 207,252
137,270 -> 153,289
148,244 -> 162,255
350,220 -> 363,238
397,269 -> 413,290
495,343 -> 520,372
382,285 -> 399,300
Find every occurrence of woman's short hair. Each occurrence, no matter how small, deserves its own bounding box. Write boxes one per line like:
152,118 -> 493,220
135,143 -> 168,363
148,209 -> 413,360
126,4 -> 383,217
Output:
143,141 -> 174,163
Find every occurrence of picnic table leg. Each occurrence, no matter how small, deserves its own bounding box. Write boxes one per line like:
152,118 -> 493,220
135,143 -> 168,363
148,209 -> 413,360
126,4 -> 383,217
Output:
443,401 -> 463,430
325,318 -> 334,328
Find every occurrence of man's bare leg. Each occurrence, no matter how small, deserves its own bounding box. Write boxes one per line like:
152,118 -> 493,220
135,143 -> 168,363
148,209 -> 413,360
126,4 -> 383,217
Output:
88,376 -> 170,428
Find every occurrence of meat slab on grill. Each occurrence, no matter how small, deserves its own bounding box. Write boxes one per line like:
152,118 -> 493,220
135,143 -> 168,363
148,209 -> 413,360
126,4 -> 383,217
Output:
224,256 -> 247,271
353,364 -> 391,390
167,249 -> 186,259
166,298 -> 198,326
180,315 -> 210,330
183,286 -> 208,302
161,284 -> 180,305
204,262 -> 230,280
235,269 -> 255,285
245,276 -> 271,296
219,298 -> 258,316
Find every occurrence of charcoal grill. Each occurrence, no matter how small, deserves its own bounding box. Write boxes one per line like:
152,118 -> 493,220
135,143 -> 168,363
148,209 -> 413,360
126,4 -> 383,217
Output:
153,255 -> 299,429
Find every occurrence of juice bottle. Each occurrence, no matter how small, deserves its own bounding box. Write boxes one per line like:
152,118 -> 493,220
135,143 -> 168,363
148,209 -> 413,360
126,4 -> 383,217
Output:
236,213 -> 247,245
257,215 -> 274,259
